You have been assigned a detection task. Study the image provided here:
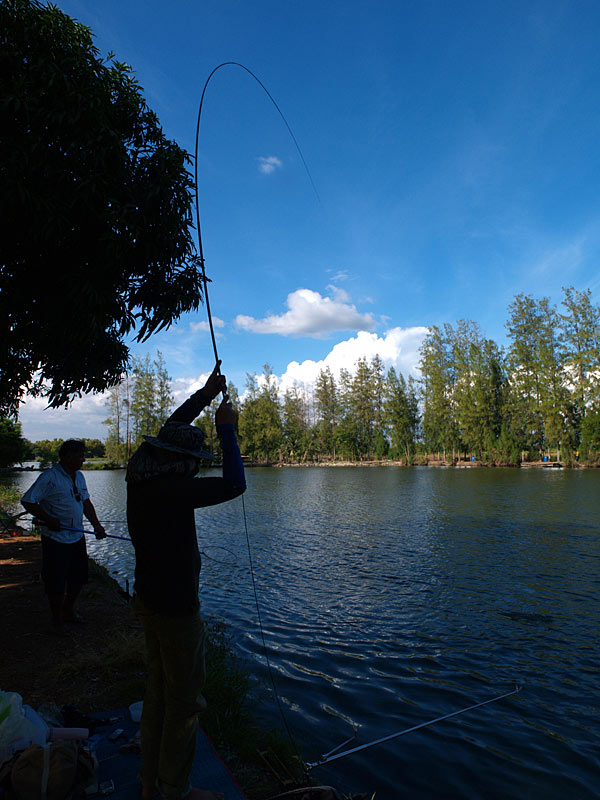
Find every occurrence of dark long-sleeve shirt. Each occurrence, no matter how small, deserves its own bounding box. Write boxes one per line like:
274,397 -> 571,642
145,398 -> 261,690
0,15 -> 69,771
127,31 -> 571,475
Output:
127,391 -> 246,615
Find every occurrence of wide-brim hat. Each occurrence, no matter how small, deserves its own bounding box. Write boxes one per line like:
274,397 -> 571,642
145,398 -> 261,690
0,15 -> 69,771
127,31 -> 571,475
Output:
143,421 -> 214,460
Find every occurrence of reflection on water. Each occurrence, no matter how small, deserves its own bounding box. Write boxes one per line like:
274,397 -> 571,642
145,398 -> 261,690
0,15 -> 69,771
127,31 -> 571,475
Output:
10,466 -> 600,799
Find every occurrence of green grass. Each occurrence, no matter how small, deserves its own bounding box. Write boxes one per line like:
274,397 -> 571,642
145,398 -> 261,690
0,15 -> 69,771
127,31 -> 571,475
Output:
0,484 -> 29,535
0,484 -> 21,508
201,618 -> 306,795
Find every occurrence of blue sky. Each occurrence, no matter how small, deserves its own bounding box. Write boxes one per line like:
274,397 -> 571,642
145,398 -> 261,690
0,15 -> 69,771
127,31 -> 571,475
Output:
19,0 -> 600,440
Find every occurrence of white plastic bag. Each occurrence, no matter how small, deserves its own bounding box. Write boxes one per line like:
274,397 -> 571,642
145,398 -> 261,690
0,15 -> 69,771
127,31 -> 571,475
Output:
0,691 -> 47,767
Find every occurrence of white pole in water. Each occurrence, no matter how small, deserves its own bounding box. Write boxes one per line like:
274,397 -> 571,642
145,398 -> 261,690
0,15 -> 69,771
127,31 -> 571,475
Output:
306,686 -> 522,770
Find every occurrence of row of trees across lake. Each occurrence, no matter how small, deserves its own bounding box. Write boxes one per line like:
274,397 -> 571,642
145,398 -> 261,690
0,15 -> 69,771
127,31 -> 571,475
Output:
1,287 -> 599,469
102,287 -> 600,467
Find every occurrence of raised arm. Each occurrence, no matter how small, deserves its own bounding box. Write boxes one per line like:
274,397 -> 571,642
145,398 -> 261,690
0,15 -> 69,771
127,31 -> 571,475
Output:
166,361 -> 226,425
171,394 -> 246,510
216,396 -> 246,496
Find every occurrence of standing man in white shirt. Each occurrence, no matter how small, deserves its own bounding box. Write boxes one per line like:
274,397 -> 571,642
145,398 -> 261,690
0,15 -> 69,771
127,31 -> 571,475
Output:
21,439 -> 106,633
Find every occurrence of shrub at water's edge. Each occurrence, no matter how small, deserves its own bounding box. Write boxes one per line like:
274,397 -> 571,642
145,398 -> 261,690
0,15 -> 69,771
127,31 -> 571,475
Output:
0,484 -> 21,507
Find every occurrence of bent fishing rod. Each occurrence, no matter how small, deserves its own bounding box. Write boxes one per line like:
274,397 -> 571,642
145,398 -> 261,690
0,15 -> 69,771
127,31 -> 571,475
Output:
193,61 -> 318,376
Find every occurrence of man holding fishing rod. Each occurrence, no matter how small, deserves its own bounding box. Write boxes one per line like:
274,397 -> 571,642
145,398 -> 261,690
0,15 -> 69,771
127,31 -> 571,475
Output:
21,439 -> 107,633
126,360 -> 246,800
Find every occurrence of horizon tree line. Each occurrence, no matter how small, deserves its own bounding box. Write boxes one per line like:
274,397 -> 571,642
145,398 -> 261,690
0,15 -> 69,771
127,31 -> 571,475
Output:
2,286 -> 599,468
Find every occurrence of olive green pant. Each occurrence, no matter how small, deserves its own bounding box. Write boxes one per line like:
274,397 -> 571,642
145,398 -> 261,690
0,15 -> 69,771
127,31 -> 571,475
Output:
133,595 -> 207,800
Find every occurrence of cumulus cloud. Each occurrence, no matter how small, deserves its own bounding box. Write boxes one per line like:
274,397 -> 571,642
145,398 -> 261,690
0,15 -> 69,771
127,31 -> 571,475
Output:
277,327 -> 428,394
258,156 -> 282,174
190,317 -> 225,333
235,326 -> 429,404
235,288 -> 377,338
18,392 -> 111,441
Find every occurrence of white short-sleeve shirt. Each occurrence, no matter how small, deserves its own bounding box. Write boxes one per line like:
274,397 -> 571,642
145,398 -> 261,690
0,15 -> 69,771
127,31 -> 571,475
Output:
21,464 -> 90,543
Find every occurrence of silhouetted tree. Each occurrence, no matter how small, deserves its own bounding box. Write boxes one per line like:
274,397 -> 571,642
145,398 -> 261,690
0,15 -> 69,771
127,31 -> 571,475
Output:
1,0 -> 203,415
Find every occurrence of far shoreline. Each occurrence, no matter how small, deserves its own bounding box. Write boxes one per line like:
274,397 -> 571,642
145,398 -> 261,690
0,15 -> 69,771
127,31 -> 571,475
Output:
3,459 -> 596,473
250,459 -> 593,469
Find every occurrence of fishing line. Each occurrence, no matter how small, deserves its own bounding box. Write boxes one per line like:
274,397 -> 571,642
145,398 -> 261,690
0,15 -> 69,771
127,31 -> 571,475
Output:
197,543 -> 239,567
193,62 -> 318,752
240,492 -> 297,748
17,510 -> 237,566
194,61 -> 319,367
26,516 -> 236,565
32,523 -> 131,542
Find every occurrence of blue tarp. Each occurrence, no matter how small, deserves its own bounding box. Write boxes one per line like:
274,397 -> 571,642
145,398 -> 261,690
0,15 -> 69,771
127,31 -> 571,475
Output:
91,710 -> 248,799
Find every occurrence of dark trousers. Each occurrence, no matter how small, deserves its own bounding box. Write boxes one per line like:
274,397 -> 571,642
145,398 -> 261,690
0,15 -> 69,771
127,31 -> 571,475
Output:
41,535 -> 88,595
132,595 -> 207,799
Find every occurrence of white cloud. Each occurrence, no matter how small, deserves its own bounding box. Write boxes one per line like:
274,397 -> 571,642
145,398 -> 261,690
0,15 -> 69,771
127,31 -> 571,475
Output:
190,317 -> 225,332
171,373 -> 213,405
327,269 -> 349,282
18,392 -> 111,441
278,327 -> 428,394
236,326 -> 428,404
326,284 -> 351,303
257,156 -> 282,174
235,287 -> 377,338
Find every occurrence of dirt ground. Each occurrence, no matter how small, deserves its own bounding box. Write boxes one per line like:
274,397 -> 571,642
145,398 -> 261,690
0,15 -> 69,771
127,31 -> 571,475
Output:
0,533 -> 143,711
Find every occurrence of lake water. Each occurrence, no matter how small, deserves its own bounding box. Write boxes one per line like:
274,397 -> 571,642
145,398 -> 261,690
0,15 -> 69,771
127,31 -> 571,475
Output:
10,466 -> 600,799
